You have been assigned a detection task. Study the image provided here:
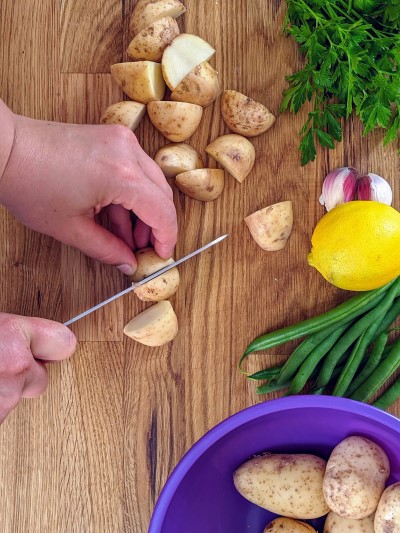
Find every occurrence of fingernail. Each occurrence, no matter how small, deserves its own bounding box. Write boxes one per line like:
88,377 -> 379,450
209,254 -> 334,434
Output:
117,264 -> 135,276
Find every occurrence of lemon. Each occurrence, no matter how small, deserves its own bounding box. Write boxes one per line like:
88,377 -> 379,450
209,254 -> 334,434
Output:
308,201 -> 400,291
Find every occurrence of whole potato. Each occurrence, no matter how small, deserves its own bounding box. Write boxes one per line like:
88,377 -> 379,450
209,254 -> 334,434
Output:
323,511 -> 375,533
374,482 -> 400,533
233,453 -> 330,519
264,517 -> 317,532
132,248 -> 179,302
323,436 -> 390,519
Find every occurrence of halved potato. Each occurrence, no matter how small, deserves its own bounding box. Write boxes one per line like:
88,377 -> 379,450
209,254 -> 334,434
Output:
100,101 -> 146,131
123,300 -> 178,346
244,201 -> 293,251
161,33 -> 216,90
130,0 -> 186,36
147,101 -> 203,142
205,134 -> 255,183
127,16 -> 180,62
110,61 -> 165,103
170,61 -> 220,107
154,143 -> 203,178
175,168 -> 224,201
132,247 -> 179,302
221,90 -> 276,137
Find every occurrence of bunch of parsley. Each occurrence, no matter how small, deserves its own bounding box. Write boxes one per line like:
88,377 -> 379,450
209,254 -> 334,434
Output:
280,0 -> 400,165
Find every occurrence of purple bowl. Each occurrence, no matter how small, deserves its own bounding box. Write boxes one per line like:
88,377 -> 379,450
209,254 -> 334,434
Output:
149,396 -> 400,533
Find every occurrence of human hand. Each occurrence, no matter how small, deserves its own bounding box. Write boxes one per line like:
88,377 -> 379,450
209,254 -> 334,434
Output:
0,313 -> 76,423
0,105 -> 177,275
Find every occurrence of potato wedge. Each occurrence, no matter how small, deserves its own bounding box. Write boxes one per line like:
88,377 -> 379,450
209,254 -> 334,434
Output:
324,512 -> 375,533
132,247 -> 179,302
127,16 -> 180,62
244,201 -> 293,251
130,0 -> 186,36
205,134 -> 255,183
170,61 -> 220,107
124,300 -> 178,346
110,61 -> 165,104
161,33 -> 216,90
221,90 -> 276,137
147,101 -> 203,142
265,517 -> 317,533
154,143 -> 203,178
374,482 -> 400,533
100,101 -> 146,131
175,168 -> 224,201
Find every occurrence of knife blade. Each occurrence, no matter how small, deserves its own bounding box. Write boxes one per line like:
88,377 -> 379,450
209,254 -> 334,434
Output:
63,234 -> 228,327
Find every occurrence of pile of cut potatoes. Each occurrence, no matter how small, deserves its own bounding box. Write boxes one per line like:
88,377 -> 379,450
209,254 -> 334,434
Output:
100,0 -> 294,347
234,436 -> 400,532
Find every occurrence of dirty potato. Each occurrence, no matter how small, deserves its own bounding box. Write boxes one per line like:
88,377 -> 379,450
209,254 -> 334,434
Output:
374,482 -> 400,533
127,16 -> 180,62
154,143 -> 203,178
147,101 -> 203,142
130,0 -> 186,36
233,453 -> 330,519
170,61 -> 220,107
205,134 -> 255,183
132,248 -> 179,302
175,168 -> 224,201
100,101 -> 146,131
110,61 -> 165,103
123,300 -> 178,346
264,517 -> 317,533
324,511 -> 375,533
244,201 -> 293,251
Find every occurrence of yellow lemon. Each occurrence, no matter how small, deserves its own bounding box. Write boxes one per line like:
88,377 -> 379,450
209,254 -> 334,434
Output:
308,201 -> 400,291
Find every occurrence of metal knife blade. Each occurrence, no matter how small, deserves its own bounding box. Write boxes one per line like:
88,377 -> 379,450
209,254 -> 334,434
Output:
63,234 -> 228,327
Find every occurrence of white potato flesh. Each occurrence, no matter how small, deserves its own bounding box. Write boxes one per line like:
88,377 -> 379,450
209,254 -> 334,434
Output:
374,482 -> 400,533
244,201 -> 293,251
130,0 -> 186,36
323,511 -> 375,533
132,247 -> 179,302
161,33 -> 216,90
175,168 -> 224,201
170,61 -> 220,107
127,16 -> 180,62
221,90 -> 276,137
233,453 -> 330,519
154,143 -> 204,178
100,101 -> 146,131
123,300 -> 178,346
110,61 -> 165,104
147,101 -> 203,142
205,134 -> 255,183
264,517 -> 317,532
323,436 -> 390,519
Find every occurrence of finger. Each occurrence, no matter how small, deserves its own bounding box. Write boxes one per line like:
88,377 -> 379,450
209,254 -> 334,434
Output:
107,204 -> 135,249
22,361 -> 48,398
0,375 -> 24,422
136,149 -> 174,202
23,317 -> 77,362
133,218 -> 151,249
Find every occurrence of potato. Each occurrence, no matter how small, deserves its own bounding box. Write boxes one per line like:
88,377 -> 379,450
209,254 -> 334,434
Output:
233,453 -> 330,519
374,482 -> 400,533
110,61 -> 165,103
100,101 -> 146,131
123,300 -> 178,346
162,33 -> 216,90
154,143 -> 203,178
205,134 -> 255,183
244,201 -> 293,251
132,248 -> 179,302
264,517 -> 317,533
175,169 -> 224,201
170,61 -> 220,107
147,101 -> 203,142
130,0 -> 186,36
324,511 -> 375,533
221,90 -> 276,137
323,436 -> 390,519
127,16 -> 180,62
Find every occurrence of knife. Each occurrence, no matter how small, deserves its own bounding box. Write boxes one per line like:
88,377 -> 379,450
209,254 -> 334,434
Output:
64,234 -> 228,327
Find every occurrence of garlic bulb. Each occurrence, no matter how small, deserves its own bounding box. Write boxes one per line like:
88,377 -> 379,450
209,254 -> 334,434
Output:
357,173 -> 392,206
319,167 -> 358,211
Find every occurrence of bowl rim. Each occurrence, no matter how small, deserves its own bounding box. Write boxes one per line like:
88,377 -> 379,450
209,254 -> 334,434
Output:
149,395 -> 400,531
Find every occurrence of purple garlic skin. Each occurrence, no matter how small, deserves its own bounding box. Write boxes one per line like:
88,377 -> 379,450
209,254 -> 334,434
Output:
319,167 -> 358,211
357,173 -> 393,206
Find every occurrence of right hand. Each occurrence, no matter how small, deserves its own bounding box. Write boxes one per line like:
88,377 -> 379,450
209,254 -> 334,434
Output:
0,313 -> 76,423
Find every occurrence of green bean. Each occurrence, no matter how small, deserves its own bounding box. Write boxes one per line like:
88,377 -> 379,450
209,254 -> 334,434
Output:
256,379 -> 290,395
373,378 -> 400,410
350,337 -> 400,402
371,297 -> 400,340
333,278 -> 400,397
311,386 -> 326,395
248,366 -> 282,381
345,332 -> 389,397
287,323 -> 349,395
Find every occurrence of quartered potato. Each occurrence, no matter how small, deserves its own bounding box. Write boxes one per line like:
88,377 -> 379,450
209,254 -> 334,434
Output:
129,0 -> 186,36
100,101 -> 146,131
170,61 -> 220,107
127,16 -> 180,62
264,517 -> 317,532
324,511 -> 375,533
175,168 -> 224,201
123,300 -> 178,346
154,143 -> 203,178
147,101 -> 203,142
205,134 -> 255,183
374,482 -> 400,533
110,61 -> 165,103
244,201 -> 293,251
132,248 -> 179,302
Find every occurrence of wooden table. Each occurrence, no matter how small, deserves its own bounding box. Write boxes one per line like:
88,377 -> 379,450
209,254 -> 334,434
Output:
0,1 -> 399,531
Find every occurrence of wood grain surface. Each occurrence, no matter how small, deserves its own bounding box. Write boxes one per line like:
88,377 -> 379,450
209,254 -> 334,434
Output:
0,0 -> 399,532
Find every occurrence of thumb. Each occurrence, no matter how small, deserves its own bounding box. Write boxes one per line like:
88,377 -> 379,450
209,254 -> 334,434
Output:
66,219 -> 137,275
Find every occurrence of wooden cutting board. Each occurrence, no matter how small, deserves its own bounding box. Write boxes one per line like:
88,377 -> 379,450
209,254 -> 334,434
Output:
0,0 -> 399,531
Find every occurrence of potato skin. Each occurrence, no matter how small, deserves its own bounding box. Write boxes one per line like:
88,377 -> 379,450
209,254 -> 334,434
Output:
264,517 -> 317,532
170,61 -> 220,107
130,0 -> 186,36
123,300 -> 178,346
233,453 -> 330,519
127,16 -> 179,62
374,482 -> 400,533
147,101 -> 203,142
323,511 -> 375,533
132,248 -> 179,302
244,201 -> 293,251
205,134 -> 255,183
323,436 -> 390,519
175,168 -> 224,201
110,61 -> 165,103
154,143 -> 203,178
221,90 -> 276,137
100,101 -> 146,131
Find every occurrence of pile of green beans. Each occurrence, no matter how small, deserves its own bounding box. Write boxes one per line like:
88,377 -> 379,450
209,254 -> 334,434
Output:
242,277 -> 400,410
